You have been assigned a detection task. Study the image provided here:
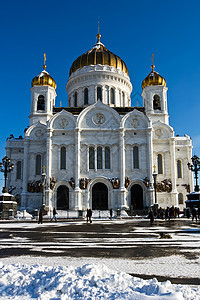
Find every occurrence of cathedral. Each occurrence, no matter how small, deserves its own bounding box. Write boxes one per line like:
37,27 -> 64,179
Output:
6,32 -> 193,213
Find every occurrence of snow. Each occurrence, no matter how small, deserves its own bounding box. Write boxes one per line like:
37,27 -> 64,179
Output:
0,262 -> 199,300
0,220 -> 200,299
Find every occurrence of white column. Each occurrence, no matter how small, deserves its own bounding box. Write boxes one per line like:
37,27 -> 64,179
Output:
21,138 -> 29,209
74,128 -> 81,209
170,138 -> 178,206
45,129 -> 53,208
119,128 -> 126,208
146,127 -> 154,206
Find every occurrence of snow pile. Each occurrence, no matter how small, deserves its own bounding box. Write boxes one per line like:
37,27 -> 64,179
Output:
0,263 -> 199,299
15,210 -> 32,220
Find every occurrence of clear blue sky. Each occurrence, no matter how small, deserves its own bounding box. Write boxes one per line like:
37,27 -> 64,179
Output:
0,0 -> 200,189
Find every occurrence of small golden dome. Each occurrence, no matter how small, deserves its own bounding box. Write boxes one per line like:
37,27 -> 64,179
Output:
69,34 -> 129,76
142,55 -> 166,89
31,54 -> 56,89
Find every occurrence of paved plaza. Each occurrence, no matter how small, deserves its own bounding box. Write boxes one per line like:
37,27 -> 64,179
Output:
0,218 -> 200,285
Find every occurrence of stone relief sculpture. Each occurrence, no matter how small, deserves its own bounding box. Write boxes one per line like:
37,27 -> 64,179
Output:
125,176 -> 131,188
109,177 -> 120,189
69,177 -> 75,189
156,179 -> 172,193
143,177 -> 150,188
79,178 -> 91,189
92,113 -> 105,125
27,180 -> 42,193
50,177 -> 56,190
181,184 -> 190,193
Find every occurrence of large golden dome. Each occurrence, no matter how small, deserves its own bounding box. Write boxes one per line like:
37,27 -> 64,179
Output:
69,34 -> 129,76
32,55 -> 56,89
142,56 -> 166,89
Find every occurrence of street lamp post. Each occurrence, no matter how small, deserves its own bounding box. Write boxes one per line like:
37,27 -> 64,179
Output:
0,156 -> 14,193
41,166 -> 46,206
153,165 -> 157,204
187,155 -> 200,192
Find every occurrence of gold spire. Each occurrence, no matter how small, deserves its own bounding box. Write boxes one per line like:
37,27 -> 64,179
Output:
153,165 -> 156,172
151,53 -> 155,72
43,53 -> 47,70
42,165 -> 46,173
97,21 -> 101,42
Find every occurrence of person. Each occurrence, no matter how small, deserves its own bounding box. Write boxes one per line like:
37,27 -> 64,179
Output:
87,208 -> 92,223
149,209 -> 154,224
192,207 -> 197,222
51,207 -> 57,222
110,208 -> 113,219
38,209 -> 43,224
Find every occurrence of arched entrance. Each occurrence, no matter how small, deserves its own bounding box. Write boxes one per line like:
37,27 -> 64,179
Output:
131,184 -> 143,210
92,183 -> 108,210
57,185 -> 69,210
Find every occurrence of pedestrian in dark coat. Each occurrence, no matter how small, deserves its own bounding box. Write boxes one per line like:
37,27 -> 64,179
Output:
38,209 -> 43,224
88,208 -> 92,223
149,209 -> 154,224
51,208 -> 57,221
110,208 -> 113,219
192,207 -> 197,222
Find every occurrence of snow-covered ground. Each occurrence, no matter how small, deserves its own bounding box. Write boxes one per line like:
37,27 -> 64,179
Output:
0,262 -> 200,299
0,219 -> 200,299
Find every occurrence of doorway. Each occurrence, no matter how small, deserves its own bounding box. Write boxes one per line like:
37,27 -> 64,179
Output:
57,185 -> 69,210
131,184 -> 143,210
92,183 -> 108,210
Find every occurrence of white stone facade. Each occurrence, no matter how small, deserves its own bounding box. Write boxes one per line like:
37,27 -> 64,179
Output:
5,52 -> 193,213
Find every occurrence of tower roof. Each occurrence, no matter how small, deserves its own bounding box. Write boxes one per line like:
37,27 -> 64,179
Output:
142,55 -> 166,89
69,33 -> 129,76
31,54 -> 56,89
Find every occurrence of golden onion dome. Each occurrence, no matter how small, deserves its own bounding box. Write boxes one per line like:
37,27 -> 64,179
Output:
69,33 -> 129,76
31,54 -> 56,89
142,55 -> 166,89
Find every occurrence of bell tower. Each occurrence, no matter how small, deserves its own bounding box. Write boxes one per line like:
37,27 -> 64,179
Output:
141,55 -> 169,125
29,54 -> 57,126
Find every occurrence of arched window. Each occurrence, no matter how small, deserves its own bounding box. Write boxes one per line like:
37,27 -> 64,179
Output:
97,147 -> 102,169
177,160 -> 182,178
133,146 -> 139,169
122,92 -> 125,106
89,147 -> 95,169
105,147 -> 110,169
36,154 -> 42,175
74,92 -> 78,107
110,88 -> 115,104
68,97 -> 71,107
157,154 -> 163,174
153,94 -> 161,110
60,147 -> 66,170
37,95 -> 45,111
84,88 -> 88,105
178,193 -> 184,204
16,161 -> 22,179
97,87 -> 102,101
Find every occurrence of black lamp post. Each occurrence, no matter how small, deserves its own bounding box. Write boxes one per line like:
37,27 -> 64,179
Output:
153,166 -> 157,204
41,166 -> 46,206
187,155 -> 200,192
0,156 -> 14,193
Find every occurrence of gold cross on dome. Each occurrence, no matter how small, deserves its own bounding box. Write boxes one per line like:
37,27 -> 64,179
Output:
153,165 -> 156,172
42,165 -> 46,173
43,53 -> 47,70
151,53 -> 155,72
97,20 -> 101,42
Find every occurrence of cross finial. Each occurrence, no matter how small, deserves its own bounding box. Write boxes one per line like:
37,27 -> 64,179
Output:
42,165 -> 46,173
151,53 -> 155,72
43,53 -> 47,70
97,20 -> 101,42
153,165 -> 156,172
